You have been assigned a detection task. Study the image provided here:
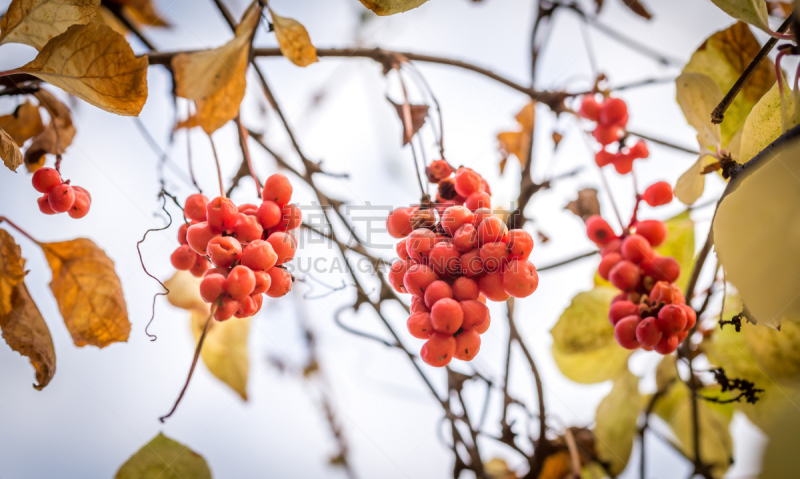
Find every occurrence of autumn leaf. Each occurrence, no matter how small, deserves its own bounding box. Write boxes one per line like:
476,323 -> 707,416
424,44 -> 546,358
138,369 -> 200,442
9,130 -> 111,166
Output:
0,127 -> 23,171
620,0 -> 652,20
564,188 -> 600,221
358,0 -> 429,15
172,2 -> 261,134
550,286 -> 632,384
122,0 -> 170,27
0,0 -> 101,50
42,238 -> 130,347
0,102 -> 45,146
166,271 -> 250,400
739,81 -> 800,162
0,229 -> 56,390
674,154 -> 720,205
173,114 -> 199,132
115,433 -> 211,479
713,138 -> 800,330
708,0 -> 771,32
484,457 -> 517,479
497,102 -> 535,171
388,99 -> 429,145
24,89 -> 76,168
271,8 -> 318,67
16,21 -> 148,116
594,369 -> 642,475
676,72 -> 723,151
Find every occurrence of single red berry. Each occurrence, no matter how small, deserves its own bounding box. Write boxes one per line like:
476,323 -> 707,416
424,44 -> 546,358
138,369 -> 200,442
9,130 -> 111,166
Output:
426,159 -> 453,183
430,298 -> 463,334
657,305 -> 688,335
257,200 -> 282,230
609,300 -> 639,326
642,256 -> 680,283
477,216 -> 508,245
48,183 -> 75,213
207,236 -> 243,268
233,214 -> 264,243
177,223 -> 190,245
579,94 -> 602,121
389,260 -> 411,294
185,194 -> 209,222
274,203 -> 302,231
592,124 -> 620,146
170,245 -> 196,270
199,273 -> 226,303
251,293 -> 264,313
421,333 -> 456,367
454,329 -> 481,361
386,207 -> 415,238
214,297 -> 239,321
614,315 -> 641,350
643,181 -> 673,207
599,98 -> 628,127
595,150 -> 615,167
206,197 -> 238,232
406,229 -> 437,261
408,312 -> 434,339
186,222 -> 220,255
479,242 -> 510,273
403,263 -> 439,296
454,167 -> 483,197
452,277 -> 479,301
586,215 -> 616,246
598,252 -> 622,280
507,229 -> 534,260
440,205 -> 473,236
653,334 -> 679,354
460,300 -> 490,331
621,234 -> 653,264
460,249 -> 483,277
678,304 -> 697,331
235,295 -> 259,318
262,174 -> 293,205
465,192 -> 491,211
252,270 -> 272,295
635,220 -> 667,247
429,243 -> 461,277
411,295 -> 430,313
395,238 -> 410,260
636,318 -> 663,347
609,260 -> 640,291
265,267 -> 292,298
32,167 -> 62,194
240,240 -> 278,271
424,280 -> 454,309
611,153 -> 635,175
189,254 -> 210,277
502,259 -> 539,298
266,232 -> 297,265
628,140 -> 649,159
225,265 -> 256,300
453,224 -> 479,253
37,195 -> 56,215
478,270 -> 510,302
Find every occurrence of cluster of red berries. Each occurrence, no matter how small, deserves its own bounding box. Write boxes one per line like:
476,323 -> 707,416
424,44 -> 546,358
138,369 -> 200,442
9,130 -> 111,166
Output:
171,174 -> 300,321
387,163 -> 538,367
579,95 -> 649,174
32,167 -> 91,219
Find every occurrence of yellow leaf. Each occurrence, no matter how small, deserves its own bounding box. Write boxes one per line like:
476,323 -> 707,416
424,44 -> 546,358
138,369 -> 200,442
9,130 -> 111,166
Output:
358,0 -> 429,15
708,0 -> 771,32
166,271 -> 250,400
0,0 -> 101,50
594,369 -> 642,475
537,450 -> 572,479
173,114 -> 199,132
674,154 -> 719,205
675,72 -> 723,150
550,286 -> 632,384
497,102 -> 535,167
115,432 -> 211,479
0,102 -> 45,146
654,211 -> 695,291
93,6 -> 128,35
24,89 -> 76,166
484,457 -> 517,479
684,22 -> 776,149
17,21 -> 148,116
713,138 -> 800,329
42,238 -> 130,347
172,2 -> 261,134
739,81 -> 800,162
0,229 -> 27,316
271,9 -> 318,67
122,0 -> 170,28
0,127 -> 23,171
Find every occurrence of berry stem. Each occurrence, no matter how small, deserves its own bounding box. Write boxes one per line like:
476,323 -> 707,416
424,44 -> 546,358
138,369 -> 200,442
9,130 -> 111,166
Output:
207,133 -> 226,199
397,70 -> 427,197
159,302 -> 218,423
0,217 -> 42,245
235,115 -> 261,197
54,154 -> 62,174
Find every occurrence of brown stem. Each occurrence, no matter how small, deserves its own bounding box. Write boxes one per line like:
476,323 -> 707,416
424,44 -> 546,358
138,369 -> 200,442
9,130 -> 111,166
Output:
627,129 -> 699,155
0,217 -> 41,244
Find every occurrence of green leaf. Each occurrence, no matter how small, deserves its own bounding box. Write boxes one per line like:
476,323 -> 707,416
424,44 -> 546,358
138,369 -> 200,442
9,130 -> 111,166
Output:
594,370 -> 642,475
707,0 -> 771,32
357,0 -> 428,15
739,81 -> 800,162
655,211 -> 695,291
115,433 -> 212,479
550,287 -> 632,384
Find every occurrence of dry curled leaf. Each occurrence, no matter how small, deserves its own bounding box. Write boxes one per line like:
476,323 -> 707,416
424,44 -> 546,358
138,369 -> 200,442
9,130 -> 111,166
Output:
620,0 -> 652,19
388,99 -> 429,145
17,21 -> 148,116
358,0 -> 429,15
0,0 -> 101,50
565,188 -> 600,221
497,102 -> 535,171
24,89 -> 76,167
42,238 -> 130,347
0,127 -> 23,171
115,433 -> 211,479
173,114 -> 199,132
0,229 -> 26,316
172,2 -> 261,134
271,8 -> 318,67
0,102 -> 45,146
121,0 -> 170,27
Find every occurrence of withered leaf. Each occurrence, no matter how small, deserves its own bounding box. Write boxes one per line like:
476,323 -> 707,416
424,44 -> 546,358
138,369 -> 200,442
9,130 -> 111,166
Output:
0,0 -> 101,50
122,0 -> 170,27
0,127 -> 23,171
24,89 -> 76,167
0,229 -> 56,390
621,0 -> 652,20
17,21 -> 148,116
173,114 -> 199,132
172,2 -> 261,134
497,102 -> 535,170
0,102 -> 45,146
552,131 -> 563,149
42,238 -> 130,348
565,188 -> 600,221
115,433 -> 211,479
388,98 -> 429,145
358,0 -> 429,15
271,8 -> 318,67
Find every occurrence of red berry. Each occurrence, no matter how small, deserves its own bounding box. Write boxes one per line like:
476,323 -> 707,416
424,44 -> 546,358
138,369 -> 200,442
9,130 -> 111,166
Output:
657,305 -> 687,335
621,234 -> 653,264
478,271 -> 510,302
426,159 -> 453,183
461,300 -> 490,330
265,267 -> 292,298
452,277 -> 479,301
411,295 -> 430,313
477,216 -> 508,245
214,297 -> 239,321
429,243 -> 461,277
453,224 -> 479,252
649,281 -> 684,306
262,174 -> 292,205
479,242 -> 510,273
406,229 -> 437,261
207,236 -> 242,268
238,203 -> 259,215
609,260 -> 640,291
424,280 -> 454,309
609,300 -> 639,326
502,259 -> 539,298
257,200 -> 282,230
241,239 -> 278,271
636,317 -> 662,347
653,334 -> 679,354
440,205 -> 473,236
611,154 -> 635,175
200,273 -> 226,303
430,298 -> 463,334
586,215 -> 616,246
642,256 -> 680,283
465,192 -> 491,211
643,181 -> 673,207
205,267 -> 230,278
614,315 -> 641,349
595,150 -> 615,167
592,124 -> 620,146
37,195 -> 56,215
266,232 -> 297,265
599,98 -> 628,127
177,223 -> 190,245
460,249 -> 483,277
628,140 -> 649,159
507,229 -> 534,260
454,168 -> 483,197
454,329 -> 481,361
395,238 -> 410,260
252,270 -> 272,295
233,214 -> 264,243
48,183 -> 75,213
403,263 -> 438,296
235,295 -> 259,318
32,167 -> 61,193
225,265 -> 256,300
635,220 -> 667,247
387,207 -> 415,238
421,333 -> 456,367
389,260 -> 411,294
189,255 -> 210,277
276,203 -> 302,231
206,197 -> 238,232
408,312 -> 434,339
579,95 -> 602,121
170,245 -> 196,270
678,304 -> 697,331
598,252 -> 622,280
410,208 -> 436,231
185,194 -> 209,222
601,238 -> 622,256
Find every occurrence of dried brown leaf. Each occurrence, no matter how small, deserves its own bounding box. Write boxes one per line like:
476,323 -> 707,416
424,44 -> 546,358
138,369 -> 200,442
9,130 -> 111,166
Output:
0,127 -> 23,171
17,21 -> 148,116
173,114 -> 199,132
42,238 -> 130,348
552,131 -> 563,149
0,229 -> 26,316
621,0 -> 652,20
271,8 -> 318,67
565,188 -> 600,221
0,0 -> 101,50
497,102 -> 535,168
123,0 -> 170,27
24,89 -> 75,166
389,99 -> 429,145
358,0 -> 429,15
0,102 -> 45,146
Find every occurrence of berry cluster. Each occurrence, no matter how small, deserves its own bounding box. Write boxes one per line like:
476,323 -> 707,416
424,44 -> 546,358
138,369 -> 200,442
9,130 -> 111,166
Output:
171,174 -> 300,321
387,164 -> 539,367
586,180 -> 692,354
579,95 -> 649,174
32,167 -> 91,219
